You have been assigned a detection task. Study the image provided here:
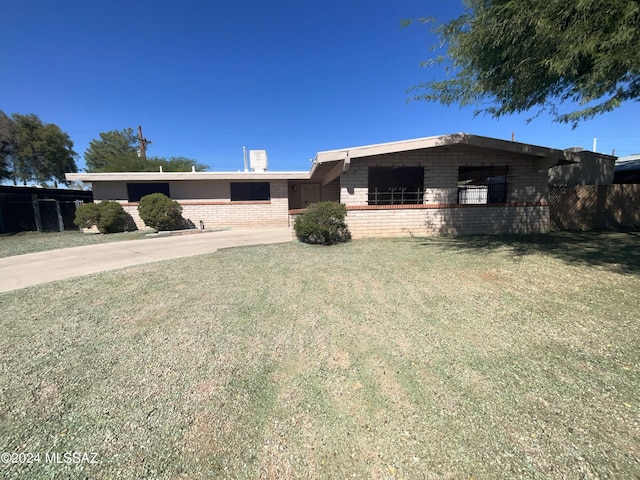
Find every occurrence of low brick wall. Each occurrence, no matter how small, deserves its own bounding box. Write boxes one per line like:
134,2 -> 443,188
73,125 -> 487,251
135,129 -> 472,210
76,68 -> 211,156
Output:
124,200 -> 289,230
289,203 -> 549,239
550,185 -> 640,231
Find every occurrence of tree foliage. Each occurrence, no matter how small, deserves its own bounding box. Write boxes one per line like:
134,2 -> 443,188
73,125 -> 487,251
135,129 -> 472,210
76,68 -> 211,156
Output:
84,128 -> 141,172
0,111 -> 78,185
0,112 -> 12,180
147,156 -> 208,173
84,128 -> 208,172
409,0 -> 640,125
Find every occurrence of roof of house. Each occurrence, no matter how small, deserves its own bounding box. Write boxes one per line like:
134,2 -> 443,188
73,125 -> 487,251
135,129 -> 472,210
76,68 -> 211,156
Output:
66,171 -> 310,182
615,154 -> 640,172
312,133 -> 569,163
66,133 -> 592,184
308,132 -> 578,182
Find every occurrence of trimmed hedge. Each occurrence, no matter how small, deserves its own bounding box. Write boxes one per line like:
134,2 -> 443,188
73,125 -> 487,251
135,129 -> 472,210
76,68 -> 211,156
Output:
73,202 -> 100,229
137,193 -> 184,231
294,201 -> 351,245
73,201 -> 127,234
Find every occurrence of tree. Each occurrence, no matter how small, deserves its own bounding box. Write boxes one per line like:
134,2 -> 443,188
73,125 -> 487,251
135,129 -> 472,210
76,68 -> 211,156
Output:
0,111 -> 12,180
0,112 -> 78,185
409,0 -> 640,125
147,156 -> 208,172
84,128 -> 208,172
84,128 -> 142,172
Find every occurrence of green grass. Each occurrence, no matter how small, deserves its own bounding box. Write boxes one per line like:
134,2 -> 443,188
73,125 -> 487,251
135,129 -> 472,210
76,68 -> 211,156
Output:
0,230 -> 150,258
1,232 -> 639,479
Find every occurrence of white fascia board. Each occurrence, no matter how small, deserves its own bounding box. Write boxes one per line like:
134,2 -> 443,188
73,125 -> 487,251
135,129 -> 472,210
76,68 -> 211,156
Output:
65,171 -> 310,182
313,133 -> 567,164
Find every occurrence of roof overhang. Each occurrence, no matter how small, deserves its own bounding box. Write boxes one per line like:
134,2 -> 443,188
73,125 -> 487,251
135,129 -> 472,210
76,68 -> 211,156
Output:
66,171 -> 310,182
311,133 -> 573,170
66,133 -> 590,185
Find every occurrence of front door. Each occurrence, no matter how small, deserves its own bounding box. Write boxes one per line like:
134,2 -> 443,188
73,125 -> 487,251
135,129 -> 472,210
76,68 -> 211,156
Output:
301,184 -> 320,207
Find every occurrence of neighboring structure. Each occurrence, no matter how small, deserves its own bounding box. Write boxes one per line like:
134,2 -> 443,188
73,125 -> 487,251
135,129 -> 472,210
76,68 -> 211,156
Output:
0,185 -> 93,233
614,154 -> 640,184
67,133 -> 593,237
548,148 -> 616,186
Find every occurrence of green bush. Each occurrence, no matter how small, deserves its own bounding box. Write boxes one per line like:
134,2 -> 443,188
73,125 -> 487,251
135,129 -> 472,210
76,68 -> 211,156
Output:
73,201 -> 127,234
137,193 -> 184,231
73,202 -> 100,229
294,201 -> 351,245
96,201 -> 127,233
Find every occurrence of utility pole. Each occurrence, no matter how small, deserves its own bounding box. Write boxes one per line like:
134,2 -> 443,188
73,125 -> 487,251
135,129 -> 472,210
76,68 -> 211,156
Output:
137,125 -> 152,161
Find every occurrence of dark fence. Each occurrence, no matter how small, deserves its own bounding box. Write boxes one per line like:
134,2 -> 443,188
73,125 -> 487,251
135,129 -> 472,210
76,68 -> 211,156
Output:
0,186 -> 93,233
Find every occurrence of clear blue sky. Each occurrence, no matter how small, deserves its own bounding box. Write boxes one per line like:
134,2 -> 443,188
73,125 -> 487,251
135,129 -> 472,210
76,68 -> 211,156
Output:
2,0 -> 638,173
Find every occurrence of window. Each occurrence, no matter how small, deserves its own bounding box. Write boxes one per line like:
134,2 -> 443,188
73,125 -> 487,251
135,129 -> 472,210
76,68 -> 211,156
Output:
458,166 -> 508,204
368,167 -> 424,205
127,183 -> 170,202
230,182 -> 270,201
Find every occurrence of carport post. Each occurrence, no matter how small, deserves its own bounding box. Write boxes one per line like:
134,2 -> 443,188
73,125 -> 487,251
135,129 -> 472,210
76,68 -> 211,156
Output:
31,194 -> 42,232
55,200 -> 64,232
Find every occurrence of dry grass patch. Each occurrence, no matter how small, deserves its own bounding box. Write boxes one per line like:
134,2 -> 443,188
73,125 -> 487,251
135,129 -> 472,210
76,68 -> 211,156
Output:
0,232 -> 639,479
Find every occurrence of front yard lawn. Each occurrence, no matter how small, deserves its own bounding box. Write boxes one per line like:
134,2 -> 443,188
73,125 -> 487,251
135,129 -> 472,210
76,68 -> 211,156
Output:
1,232 -> 638,479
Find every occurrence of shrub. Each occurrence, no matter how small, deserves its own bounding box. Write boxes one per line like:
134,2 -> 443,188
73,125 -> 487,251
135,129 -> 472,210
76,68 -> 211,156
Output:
294,201 -> 351,245
137,193 -> 184,231
96,201 -> 127,233
73,202 -> 100,229
73,201 -> 127,234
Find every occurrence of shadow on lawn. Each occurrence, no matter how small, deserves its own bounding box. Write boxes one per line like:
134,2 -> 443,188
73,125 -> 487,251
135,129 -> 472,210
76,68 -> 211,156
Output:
417,230 -> 640,274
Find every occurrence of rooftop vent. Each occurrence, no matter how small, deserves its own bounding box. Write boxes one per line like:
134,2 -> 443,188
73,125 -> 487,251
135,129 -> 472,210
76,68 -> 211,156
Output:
249,150 -> 268,172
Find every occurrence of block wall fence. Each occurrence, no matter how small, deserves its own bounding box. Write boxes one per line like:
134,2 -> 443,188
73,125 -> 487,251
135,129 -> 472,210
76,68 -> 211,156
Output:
549,184 -> 640,231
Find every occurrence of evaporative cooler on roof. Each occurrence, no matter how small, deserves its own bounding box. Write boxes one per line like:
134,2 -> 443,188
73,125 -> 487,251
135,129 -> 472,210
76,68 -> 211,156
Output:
249,150 -> 268,172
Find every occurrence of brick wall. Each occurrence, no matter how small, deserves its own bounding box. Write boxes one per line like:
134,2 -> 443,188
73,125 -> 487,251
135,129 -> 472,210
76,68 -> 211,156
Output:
289,204 -> 549,239
122,180 -> 289,230
290,146 -> 551,239
340,147 -> 549,206
345,205 -> 548,238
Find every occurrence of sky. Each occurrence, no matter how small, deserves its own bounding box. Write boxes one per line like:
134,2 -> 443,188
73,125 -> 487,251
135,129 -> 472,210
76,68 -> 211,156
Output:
2,0 -> 638,175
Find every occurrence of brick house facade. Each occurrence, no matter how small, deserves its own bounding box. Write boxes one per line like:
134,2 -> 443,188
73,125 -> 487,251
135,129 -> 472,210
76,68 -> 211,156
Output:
67,133 -> 597,237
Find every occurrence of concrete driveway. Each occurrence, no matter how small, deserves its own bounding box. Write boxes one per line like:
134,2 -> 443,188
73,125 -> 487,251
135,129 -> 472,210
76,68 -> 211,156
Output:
0,228 -> 291,293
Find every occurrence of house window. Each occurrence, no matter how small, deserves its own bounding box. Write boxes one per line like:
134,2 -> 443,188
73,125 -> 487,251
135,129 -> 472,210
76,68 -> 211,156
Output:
368,167 -> 424,205
230,182 -> 271,201
458,166 -> 508,204
127,183 -> 170,202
